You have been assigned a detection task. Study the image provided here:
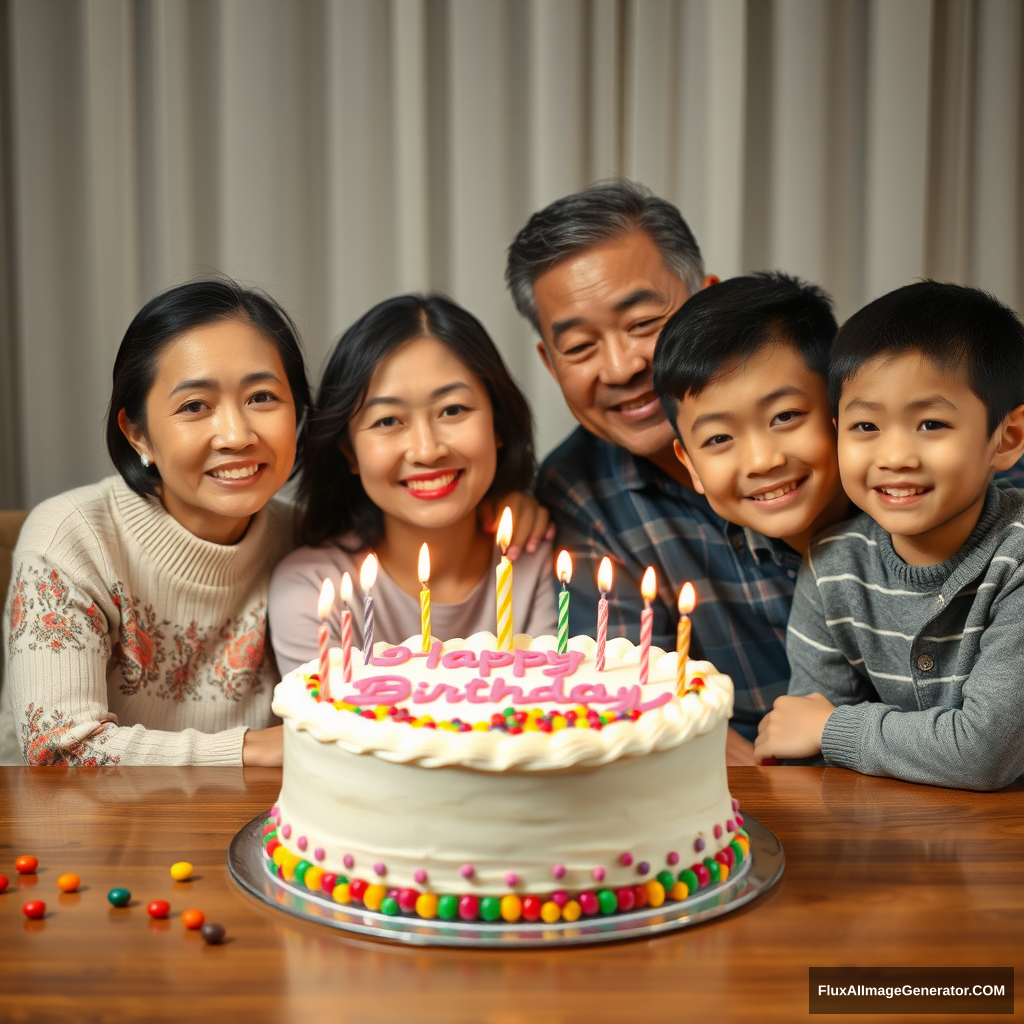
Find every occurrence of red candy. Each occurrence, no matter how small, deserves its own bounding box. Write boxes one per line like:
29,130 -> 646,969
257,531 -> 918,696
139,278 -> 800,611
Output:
264,838 -> 281,859
632,884 -> 649,909
321,873 -> 338,895
458,895 -> 479,921
716,847 -> 735,868
0,875 -> 8,893
147,900 -> 170,919
15,856 -> 38,874
521,895 -> 542,921
349,878 -> 368,902
692,863 -> 711,888
550,890 -> 569,908
397,888 -> 419,912
22,900 -> 45,919
578,891 -> 599,915
616,887 -> 635,912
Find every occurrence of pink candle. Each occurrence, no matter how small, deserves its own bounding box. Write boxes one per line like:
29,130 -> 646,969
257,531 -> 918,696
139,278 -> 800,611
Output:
638,566 -> 656,686
340,572 -> 354,685
595,556 -> 613,672
317,578 -> 335,702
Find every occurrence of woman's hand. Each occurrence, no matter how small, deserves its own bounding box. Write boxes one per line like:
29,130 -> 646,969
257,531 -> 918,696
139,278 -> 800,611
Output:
242,726 -> 283,766
479,492 -> 556,560
754,693 -> 835,764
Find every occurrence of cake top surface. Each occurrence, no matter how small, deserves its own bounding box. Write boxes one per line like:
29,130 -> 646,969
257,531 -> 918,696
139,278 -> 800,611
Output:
272,632 -> 734,772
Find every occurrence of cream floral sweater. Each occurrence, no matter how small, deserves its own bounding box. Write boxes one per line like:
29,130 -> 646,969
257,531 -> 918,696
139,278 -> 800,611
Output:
1,476 -> 294,765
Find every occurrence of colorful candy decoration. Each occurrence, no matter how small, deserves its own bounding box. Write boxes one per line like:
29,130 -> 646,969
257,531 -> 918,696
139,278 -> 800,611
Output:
147,900 -> 171,919
56,873 -> 80,893
170,861 -> 193,881
107,888 -> 131,907
22,900 -> 45,919
15,855 -> 38,874
201,923 -> 226,945
181,908 -> 205,929
0,875 -> 8,893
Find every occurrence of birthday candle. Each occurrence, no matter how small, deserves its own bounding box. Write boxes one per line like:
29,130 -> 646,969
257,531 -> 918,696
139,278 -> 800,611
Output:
556,550 -> 572,654
360,553 -> 378,665
317,578 -> 335,702
339,572 -> 354,684
595,556 -> 612,672
495,507 -> 514,651
676,581 -> 697,692
638,566 -> 656,686
418,543 -> 431,653
328,647 -> 342,703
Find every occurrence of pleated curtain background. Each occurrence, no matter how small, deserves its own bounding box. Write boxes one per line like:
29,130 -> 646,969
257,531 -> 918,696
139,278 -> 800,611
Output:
0,0 -> 1022,509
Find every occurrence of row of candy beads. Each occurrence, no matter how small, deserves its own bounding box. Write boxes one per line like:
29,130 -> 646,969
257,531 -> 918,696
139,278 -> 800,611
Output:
264,819 -> 749,922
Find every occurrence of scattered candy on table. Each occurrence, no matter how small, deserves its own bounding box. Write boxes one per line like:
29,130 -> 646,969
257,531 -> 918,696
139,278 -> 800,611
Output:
201,923 -> 226,945
169,861 -> 193,881
0,875 -> 8,893
56,873 -> 81,893
181,909 -> 205,930
107,888 -> 131,907
22,900 -> 45,919
146,900 -> 171,919
15,856 -> 38,874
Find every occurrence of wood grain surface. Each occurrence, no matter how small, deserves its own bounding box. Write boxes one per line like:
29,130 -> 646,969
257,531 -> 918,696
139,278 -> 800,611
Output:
0,766 -> 1020,1023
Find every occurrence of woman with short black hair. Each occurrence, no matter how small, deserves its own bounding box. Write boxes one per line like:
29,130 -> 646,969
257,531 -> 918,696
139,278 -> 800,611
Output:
1,278 -> 310,766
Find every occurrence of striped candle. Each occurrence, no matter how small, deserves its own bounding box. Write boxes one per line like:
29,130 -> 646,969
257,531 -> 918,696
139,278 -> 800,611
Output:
418,543 -> 431,653
676,582 -> 697,693
495,508 -> 514,651
360,553 -> 378,665
595,556 -> 612,672
556,550 -> 572,654
339,572 -> 354,684
638,566 -> 656,686
316,578 -> 335,702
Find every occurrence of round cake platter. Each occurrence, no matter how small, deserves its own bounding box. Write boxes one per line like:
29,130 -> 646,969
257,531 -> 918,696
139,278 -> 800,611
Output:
228,812 -> 784,948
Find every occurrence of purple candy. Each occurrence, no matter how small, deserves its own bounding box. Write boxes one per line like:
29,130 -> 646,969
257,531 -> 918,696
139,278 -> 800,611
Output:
667,851 -> 679,866
637,861 -> 650,875
343,854 -> 354,870
694,837 -> 706,853
552,864 -> 566,880
374,861 -> 386,876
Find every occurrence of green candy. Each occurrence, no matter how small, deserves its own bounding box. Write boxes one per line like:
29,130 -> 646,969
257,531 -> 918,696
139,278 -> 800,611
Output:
703,857 -> 721,883
597,889 -> 618,914
335,874 -> 349,884
437,894 -> 459,921
730,839 -> 744,864
677,868 -> 699,893
381,897 -> 400,916
656,870 -> 676,893
479,897 -> 502,922
293,860 -> 313,885
503,707 -> 515,717
107,888 -> 131,907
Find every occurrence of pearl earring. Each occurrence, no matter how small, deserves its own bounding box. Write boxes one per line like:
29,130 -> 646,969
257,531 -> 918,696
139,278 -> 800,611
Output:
140,454 -> 150,468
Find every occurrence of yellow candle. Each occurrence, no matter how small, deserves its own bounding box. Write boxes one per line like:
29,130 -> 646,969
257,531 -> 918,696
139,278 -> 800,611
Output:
495,507 -> 514,651
418,543 -> 431,653
676,582 -> 698,693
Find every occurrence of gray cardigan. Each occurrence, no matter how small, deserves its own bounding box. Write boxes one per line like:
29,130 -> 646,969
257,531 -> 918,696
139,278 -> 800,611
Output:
787,483 -> 1024,790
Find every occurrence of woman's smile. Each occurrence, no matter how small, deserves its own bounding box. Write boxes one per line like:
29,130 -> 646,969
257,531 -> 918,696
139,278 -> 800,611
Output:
400,468 -> 464,500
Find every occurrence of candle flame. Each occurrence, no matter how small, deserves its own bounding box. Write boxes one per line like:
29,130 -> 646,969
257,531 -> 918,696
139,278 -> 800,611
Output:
640,566 -> 657,603
678,581 -> 697,615
418,542 -> 431,585
597,555 -> 613,593
360,552 -> 378,592
496,506 -> 513,553
556,549 -> 572,584
317,577 -> 335,619
340,571 -> 353,604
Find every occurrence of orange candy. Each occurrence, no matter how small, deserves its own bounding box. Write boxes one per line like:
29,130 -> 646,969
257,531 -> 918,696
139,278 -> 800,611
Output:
56,873 -> 81,893
15,856 -> 38,874
181,908 -> 205,930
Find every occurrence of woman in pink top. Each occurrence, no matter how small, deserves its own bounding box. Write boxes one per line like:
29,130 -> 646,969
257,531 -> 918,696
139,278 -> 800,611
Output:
269,295 -> 557,675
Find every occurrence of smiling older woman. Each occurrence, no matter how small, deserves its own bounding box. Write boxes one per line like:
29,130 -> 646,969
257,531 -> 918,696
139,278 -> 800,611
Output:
0,280 -> 311,766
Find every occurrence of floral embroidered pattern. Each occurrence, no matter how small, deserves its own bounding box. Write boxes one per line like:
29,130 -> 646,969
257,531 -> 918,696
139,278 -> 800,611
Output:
112,583 -> 168,696
7,569 -> 27,648
8,565 -> 109,655
21,703 -> 121,766
159,621 -> 207,702
212,603 -> 269,701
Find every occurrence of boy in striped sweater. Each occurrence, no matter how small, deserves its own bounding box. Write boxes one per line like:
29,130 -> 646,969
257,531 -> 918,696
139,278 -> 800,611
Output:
755,282 -> 1024,790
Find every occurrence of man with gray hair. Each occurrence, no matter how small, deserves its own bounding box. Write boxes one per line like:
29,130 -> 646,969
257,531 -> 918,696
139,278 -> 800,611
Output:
506,180 -> 798,763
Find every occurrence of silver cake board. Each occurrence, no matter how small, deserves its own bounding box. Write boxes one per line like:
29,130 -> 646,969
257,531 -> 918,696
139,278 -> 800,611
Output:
228,812 -> 784,948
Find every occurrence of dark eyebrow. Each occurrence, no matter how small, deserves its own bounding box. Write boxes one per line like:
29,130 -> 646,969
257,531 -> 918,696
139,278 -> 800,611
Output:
689,410 -> 733,433
844,398 -> 884,413
549,289 -> 665,346
362,382 -> 473,410
906,395 -> 957,412
757,385 -> 808,408
169,370 -> 282,398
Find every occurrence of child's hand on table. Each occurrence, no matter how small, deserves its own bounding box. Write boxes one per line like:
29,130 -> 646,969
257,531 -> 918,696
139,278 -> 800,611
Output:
754,693 -> 835,764
479,492 -> 556,560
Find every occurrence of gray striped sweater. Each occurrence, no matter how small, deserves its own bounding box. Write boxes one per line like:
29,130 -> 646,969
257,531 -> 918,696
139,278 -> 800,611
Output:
787,483 -> 1024,790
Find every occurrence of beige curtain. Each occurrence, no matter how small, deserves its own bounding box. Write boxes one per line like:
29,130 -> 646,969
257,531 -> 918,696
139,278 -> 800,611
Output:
1,0 -> 1022,508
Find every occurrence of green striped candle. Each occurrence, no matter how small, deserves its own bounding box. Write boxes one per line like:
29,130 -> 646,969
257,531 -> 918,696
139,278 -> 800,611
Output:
556,550 -> 572,654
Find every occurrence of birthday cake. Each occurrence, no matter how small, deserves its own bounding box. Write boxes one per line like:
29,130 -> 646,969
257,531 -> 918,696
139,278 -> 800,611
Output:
263,633 -> 749,924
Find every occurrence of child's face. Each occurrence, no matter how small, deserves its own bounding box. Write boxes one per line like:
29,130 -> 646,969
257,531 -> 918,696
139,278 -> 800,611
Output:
837,352 -> 1019,565
673,342 -> 844,552
348,335 -> 498,533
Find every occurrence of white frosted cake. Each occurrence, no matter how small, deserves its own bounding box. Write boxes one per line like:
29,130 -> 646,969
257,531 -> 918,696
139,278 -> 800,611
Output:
263,633 -> 749,923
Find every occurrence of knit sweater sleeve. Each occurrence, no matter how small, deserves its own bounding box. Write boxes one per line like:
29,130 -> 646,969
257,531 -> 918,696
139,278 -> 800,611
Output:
786,554 -> 875,704
6,540 -> 245,767
820,569 -> 1024,791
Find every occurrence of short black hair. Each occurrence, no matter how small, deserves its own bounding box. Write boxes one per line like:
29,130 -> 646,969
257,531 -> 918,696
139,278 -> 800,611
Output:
829,281 -> 1024,434
106,278 -> 311,498
506,179 -> 704,335
298,294 -> 536,548
653,272 -> 837,429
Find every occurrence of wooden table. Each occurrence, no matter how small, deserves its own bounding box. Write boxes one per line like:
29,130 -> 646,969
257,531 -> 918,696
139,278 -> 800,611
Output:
0,766 -> 1019,1022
